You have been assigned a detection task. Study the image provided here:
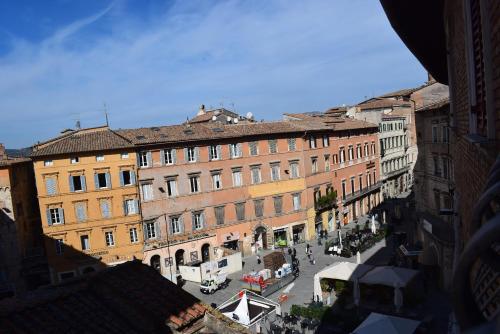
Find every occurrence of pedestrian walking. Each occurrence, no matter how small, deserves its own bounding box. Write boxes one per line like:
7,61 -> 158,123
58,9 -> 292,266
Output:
306,243 -> 310,254
287,247 -> 292,256
257,254 -> 261,265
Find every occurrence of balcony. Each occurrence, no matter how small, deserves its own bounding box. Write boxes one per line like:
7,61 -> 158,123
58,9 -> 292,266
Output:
144,232 -> 216,251
315,191 -> 338,212
384,165 -> 410,179
342,181 -> 382,205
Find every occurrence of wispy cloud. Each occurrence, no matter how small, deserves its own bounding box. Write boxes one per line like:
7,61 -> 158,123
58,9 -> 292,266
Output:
0,0 -> 425,147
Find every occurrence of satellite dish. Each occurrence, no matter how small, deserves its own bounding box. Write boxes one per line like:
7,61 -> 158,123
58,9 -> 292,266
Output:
227,116 -> 232,123
233,118 -> 239,123
212,115 -> 217,121
246,112 -> 253,119
214,110 -> 220,115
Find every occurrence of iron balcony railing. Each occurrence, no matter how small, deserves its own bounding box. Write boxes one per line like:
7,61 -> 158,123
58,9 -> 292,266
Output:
342,181 -> 382,205
452,156 -> 500,331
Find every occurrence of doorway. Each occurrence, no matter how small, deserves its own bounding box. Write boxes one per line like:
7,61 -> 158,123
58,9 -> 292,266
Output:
150,255 -> 161,273
175,249 -> 185,271
201,243 -> 210,263
254,226 -> 268,250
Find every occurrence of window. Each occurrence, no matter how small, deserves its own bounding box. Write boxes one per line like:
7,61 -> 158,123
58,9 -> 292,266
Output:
232,169 -> 242,187
192,212 -> 204,230
229,143 -> 242,158
309,136 -> 317,149
356,144 -> 362,159
48,208 -> 64,225
251,166 -> 262,184
254,199 -> 264,218
333,154 -> 338,164
268,139 -> 278,154
139,151 -> 151,167
433,156 -> 440,177
45,177 -> 57,195
70,157 -> 79,164
287,138 -> 296,151
442,126 -> 449,143
209,145 -> 220,160
341,180 -> 346,200
121,152 -> 129,159
372,170 -> 376,183
340,147 -> 346,163
350,177 -> 355,194
44,160 -> 53,167
186,147 -> 197,162
368,172 -> 372,186
432,126 -> 438,143
235,202 -> 245,221
120,170 -> 135,186
141,183 -> 154,201
249,141 -> 259,156
434,191 -> 441,210
311,158 -> 318,174
292,193 -> 301,211
273,196 -> 283,215
55,238 -> 64,255
124,199 -> 138,215
324,155 -> 330,172
100,199 -> 111,218
322,135 -> 329,147
95,172 -> 110,189
96,155 -> 105,162
212,172 -> 222,190
289,162 -> 299,178
170,216 -> 182,234
314,189 -> 321,205
80,235 -> 90,251
371,142 -> 376,155
215,206 -> 225,225
442,157 -> 449,179
163,149 -> 176,164
105,231 -> 115,247
359,175 -> 363,190
270,164 -> 280,181
75,202 -> 87,222
59,272 -> 75,281
189,175 -> 200,193
129,228 -> 139,243
348,146 -> 354,160
145,222 -> 157,239
166,178 -> 178,197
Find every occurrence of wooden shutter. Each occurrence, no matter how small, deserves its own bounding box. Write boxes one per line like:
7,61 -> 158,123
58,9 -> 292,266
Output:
123,200 -> 128,216
119,171 -> 124,187
94,173 -> 99,189
172,149 -> 177,163
192,213 -> 196,231
160,149 -> 165,165
45,178 -> 56,195
80,175 -> 86,191
105,172 -> 111,188
216,145 -> 222,159
69,175 -> 75,192
146,151 -> 152,167
130,171 -> 136,185
184,148 -> 189,162
58,208 -> 65,224
195,147 -> 200,161
101,200 -> 110,218
179,216 -> 185,234
76,203 -> 85,222
46,209 -> 52,226
143,223 -> 149,240
229,144 -> 234,158
134,200 -> 139,214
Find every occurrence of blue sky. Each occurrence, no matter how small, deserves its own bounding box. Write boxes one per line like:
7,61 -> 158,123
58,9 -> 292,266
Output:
0,0 -> 426,148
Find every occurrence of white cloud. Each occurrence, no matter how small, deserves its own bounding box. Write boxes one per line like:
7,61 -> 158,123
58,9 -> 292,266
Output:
0,0 -> 425,147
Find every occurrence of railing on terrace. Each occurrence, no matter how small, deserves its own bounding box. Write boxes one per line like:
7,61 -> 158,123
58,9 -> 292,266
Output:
384,166 -> 410,179
143,232 -> 216,251
342,181 -> 382,205
453,156 -> 500,331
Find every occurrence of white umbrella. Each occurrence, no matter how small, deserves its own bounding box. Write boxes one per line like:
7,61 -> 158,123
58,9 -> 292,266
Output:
371,215 -> 377,234
356,251 -> 362,264
353,277 -> 361,307
338,230 -> 343,250
394,282 -> 403,313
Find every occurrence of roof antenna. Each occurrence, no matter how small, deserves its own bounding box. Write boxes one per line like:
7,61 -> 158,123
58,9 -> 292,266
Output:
230,102 -> 235,112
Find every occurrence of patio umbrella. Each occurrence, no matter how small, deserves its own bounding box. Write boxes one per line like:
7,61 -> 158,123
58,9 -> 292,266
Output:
371,215 -> 377,234
356,251 -> 362,264
394,282 -> 403,313
353,277 -> 361,307
338,230 -> 343,249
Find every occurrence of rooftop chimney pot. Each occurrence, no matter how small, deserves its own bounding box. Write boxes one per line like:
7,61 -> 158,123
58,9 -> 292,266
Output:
197,104 -> 206,116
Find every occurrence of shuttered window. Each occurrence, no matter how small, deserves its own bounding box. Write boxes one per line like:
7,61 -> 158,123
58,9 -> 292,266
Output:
229,143 -> 242,158
254,199 -> 264,218
215,206 -> 225,225
273,196 -> 283,215
75,202 -> 87,222
100,199 -> 111,218
251,167 -> 261,184
290,162 -> 299,178
469,0 -> 487,136
268,139 -> 278,154
235,202 -> 245,221
45,177 -> 57,195
249,141 -> 259,156
287,138 -> 296,151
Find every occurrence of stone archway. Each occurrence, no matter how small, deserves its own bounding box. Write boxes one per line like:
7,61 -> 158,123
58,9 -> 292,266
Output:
175,249 -> 185,270
150,255 -> 161,273
252,223 -> 270,250
201,243 -> 211,263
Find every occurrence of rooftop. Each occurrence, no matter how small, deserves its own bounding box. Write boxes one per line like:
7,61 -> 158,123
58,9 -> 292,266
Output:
31,126 -> 134,158
357,98 -> 412,111
0,260 -> 207,333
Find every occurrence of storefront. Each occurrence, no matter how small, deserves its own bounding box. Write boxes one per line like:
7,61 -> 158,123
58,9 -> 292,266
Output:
314,214 -> 323,234
292,224 -> 306,244
222,231 -> 240,250
273,227 -> 288,248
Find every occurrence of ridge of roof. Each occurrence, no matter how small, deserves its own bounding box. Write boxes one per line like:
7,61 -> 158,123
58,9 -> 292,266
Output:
415,97 -> 450,112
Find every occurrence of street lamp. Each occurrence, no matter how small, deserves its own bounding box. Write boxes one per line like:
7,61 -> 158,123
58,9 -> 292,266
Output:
159,186 -> 174,282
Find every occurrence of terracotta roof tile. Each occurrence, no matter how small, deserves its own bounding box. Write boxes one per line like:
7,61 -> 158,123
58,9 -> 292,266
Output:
415,97 -> 450,112
31,127 -> 133,158
0,260 -> 206,333
357,98 -> 411,110
0,157 -> 31,167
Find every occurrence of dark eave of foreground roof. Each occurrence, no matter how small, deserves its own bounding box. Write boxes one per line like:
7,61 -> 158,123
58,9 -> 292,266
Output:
380,0 -> 448,85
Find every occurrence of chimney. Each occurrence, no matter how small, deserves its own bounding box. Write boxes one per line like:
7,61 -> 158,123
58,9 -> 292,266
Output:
197,104 -> 206,116
427,72 -> 436,83
0,143 -> 5,160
